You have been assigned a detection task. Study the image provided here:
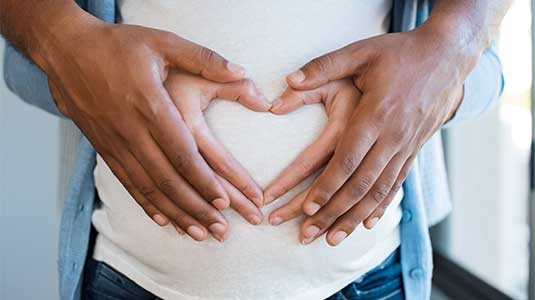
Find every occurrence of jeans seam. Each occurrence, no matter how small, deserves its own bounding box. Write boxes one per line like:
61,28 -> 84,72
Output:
375,288 -> 402,300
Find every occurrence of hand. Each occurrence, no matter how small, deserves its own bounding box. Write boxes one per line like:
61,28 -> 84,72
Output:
275,27 -> 466,246
164,71 -> 270,235
263,79 -> 360,205
262,79 -> 360,238
43,19 -> 255,242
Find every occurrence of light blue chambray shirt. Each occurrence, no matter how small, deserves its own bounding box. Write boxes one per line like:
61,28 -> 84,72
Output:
3,0 -> 504,299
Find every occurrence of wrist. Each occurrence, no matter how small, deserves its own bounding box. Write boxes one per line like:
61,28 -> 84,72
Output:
27,2 -> 104,74
413,16 -> 484,80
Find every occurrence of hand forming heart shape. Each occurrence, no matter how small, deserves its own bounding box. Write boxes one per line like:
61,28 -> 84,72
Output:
164,70 -> 362,242
164,70 -> 271,238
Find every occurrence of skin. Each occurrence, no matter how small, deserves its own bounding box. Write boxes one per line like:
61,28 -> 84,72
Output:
265,0 -> 513,246
0,1 -> 267,242
266,79 -> 361,228
1,0 -> 512,246
164,71 -> 268,239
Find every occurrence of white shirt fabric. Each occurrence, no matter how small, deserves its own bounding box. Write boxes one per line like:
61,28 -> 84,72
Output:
92,1 -> 403,299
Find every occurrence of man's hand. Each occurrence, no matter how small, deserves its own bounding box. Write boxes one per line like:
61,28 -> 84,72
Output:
269,24 -> 470,246
28,6 -> 259,242
164,71 -> 270,234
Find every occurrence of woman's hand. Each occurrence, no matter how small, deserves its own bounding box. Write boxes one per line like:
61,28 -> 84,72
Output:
267,26 -> 468,246
164,71 -> 271,239
263,79 -> 361,232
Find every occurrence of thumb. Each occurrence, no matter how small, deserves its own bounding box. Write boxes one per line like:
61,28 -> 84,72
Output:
160,32 -> 246,83
286,41 -> 370,90
215,79 -> 272,112
270,86 -> 324,115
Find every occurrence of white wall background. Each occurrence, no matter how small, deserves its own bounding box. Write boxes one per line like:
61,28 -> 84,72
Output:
0,39 -> 62,300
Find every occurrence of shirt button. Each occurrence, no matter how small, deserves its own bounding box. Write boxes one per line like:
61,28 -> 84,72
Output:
402,209 -> 412,222
410,267 -> 424,279
79,205 -> 85,212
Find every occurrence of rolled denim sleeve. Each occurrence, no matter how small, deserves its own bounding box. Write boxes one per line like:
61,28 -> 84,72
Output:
443,44 -> 505,128
3,42 -> 65,118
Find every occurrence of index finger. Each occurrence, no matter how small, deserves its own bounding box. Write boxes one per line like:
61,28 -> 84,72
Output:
301,106 -> 379,215
263,120 -> 338,204
148,86 -> 229,204
157,31 -> 245,82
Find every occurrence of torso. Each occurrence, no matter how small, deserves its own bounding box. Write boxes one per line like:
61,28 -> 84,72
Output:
92,1 -> 403,299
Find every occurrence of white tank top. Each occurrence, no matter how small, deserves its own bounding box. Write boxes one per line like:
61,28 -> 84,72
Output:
92,1 -> 403,299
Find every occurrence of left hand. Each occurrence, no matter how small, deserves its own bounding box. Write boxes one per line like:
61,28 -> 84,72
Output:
164,70 -> 270,240
266,26 -> 467,246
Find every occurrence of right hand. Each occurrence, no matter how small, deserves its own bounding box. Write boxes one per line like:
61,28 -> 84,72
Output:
41,16 -> 257,242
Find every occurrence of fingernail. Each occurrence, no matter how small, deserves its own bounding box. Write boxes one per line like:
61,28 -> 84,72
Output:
226,62 -> 246,76
248,214 -> 262,225
252,195 -> 264,208
303,225 -> 320,238
186,225 -> 206,241
263,195 -> 274,205
153,214 -> 168,226
212,198 -> 228,211
301,236 -> 315,245
367,217 -> 379,229
287,70 -> 305,83
331,231 -> 348,246
304,202 -> 321,216
254,88 -> 272,111
270,216 -> 283,226
270,98 -> 283,112
209,223 -> 227,241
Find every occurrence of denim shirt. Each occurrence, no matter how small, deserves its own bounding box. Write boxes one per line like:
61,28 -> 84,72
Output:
3,0 -> 504,299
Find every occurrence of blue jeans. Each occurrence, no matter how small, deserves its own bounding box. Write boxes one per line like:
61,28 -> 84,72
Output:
82,249 -> 403,300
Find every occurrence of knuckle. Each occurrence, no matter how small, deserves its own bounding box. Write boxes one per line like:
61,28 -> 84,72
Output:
372,182 -> 391,203
315,211 -> 338,227
314,53 -> 336,73
331,121 -> 346,140
340,155 -> 359,175
310,187 -> 331,206
194,207 -> 218,223
158,178 -> 178,196
170,210 -> 188,225
351,178 -> 372,199
172,151 -> 194,172
371,108 -> 388,125
297,160 -> 315,176
392,181 -> 403,193
391,129 -> 409,144
340,216 -> 361,233
238,181 -> 257,197
134,194 -> 148,207
199,46 -> 216,65
139,186 -> 158,200
119,179 -> 134,192
240,78 -> 255,93
216,162 -> 232,177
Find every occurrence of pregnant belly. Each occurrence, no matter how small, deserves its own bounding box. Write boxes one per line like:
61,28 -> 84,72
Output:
94,1 -> 401,298
93,102 -> 403,299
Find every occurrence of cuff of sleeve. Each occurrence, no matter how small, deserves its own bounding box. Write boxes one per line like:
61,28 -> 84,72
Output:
443,48 -> 504,129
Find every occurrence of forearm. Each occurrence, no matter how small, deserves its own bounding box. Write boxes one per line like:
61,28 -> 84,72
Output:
419,0 -> 512,70
0,0 -> 98,72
